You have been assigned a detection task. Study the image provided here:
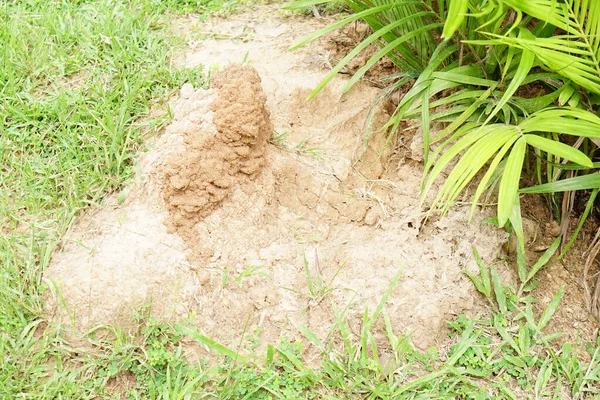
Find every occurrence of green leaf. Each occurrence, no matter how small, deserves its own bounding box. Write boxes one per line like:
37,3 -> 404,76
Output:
298,323 -> 324,351
369,268 -> 403,326
495,318 -> 521,355
360,268 -> 403,361
503,354 -> 526,368
512,87 -> 565,114
524,134 -> 592,167
470,128 -> 520,218
520,173 -> 600,193
464,270 -> 486,296
422,126 -> 491,204
442,0 -> 469,39
518,324 -> 530,355
434,126 -> 520,213
559,188 -> 599,260
431,84 -> 496,144
342,22 -> 444,94
276,346 -> 312,375
474,247 -> 491,296
177,325 -> 249,363
558,82 -> 576,106
484,48 -> 535,125
422,87 -> 431,162
446,322 -> 478,365
525,237 -> 561,283
520,109 -> 600,138
491,267 -> 507,314
541,332 -> 564,342
266,344 -> 275,366
394,43 -> 459,139
498,137 -> 526,226
538,286 -> 565,331
535,358 -> 553,397
432,71 -> 497,87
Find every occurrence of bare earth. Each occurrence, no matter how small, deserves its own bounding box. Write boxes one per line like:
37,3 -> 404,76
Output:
45,5 -> 597,358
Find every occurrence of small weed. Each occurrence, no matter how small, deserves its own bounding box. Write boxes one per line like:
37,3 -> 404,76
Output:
221,267 -> 230,288
235,265 -> 271,288
221,265 -> 270,289
295,138 -> 321,157
283,252 -> 345,308
269,130 -> 289,144
269,132 -> 322,157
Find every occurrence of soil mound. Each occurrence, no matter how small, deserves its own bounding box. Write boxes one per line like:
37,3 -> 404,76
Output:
44,5 -> 598,357
43,7 -> 507,352
163,66 -> 272,240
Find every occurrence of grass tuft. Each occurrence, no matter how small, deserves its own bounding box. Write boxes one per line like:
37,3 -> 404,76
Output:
0,0 -> 209,396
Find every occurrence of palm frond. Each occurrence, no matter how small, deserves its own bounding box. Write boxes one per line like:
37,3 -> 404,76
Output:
422,107 -> 597,226
494,0 -> 600,94
344,0 -> 443,70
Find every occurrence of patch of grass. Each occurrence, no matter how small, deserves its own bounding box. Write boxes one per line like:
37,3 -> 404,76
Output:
0,0 -> 233,396
151,0 -> 268,16
117,265 -> 597,399
282,252 -> 345,310
92,318 -> 211,399
269,132 -> 323,158
294,1 -> 347,16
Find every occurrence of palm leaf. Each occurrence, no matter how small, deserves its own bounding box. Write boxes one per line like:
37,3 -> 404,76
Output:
442,0 -> 469,39
470,136 -> 518,217
423,107 -> 598,226
491,0 -> 600,94
289,4 -> 397,51
521,173 -> 600,193
483,42 -> 535,124
523,135 -> 592,168
520,108 -> 600,138
437,126 -> 521,215
302,10 -> 437,100
342,20 -> 444,93
497,137 -> 526,226
344,0 -> 443,70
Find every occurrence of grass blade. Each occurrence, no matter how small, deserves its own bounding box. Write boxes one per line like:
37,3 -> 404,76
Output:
525,237 -> 561,283
538,286 -> 565,331
176,325 -> 249,363
491,267 -> 507,314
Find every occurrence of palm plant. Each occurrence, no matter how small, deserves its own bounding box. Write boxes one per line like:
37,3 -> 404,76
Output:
429,0 -> 600,274
288,0 -> 600,311
288,0 -> 599,226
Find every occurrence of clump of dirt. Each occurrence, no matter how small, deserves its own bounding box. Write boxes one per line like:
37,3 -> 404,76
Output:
163,66 -> 272,241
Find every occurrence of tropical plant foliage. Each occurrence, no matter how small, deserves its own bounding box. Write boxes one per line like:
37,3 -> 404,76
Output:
286,0 -> 600,255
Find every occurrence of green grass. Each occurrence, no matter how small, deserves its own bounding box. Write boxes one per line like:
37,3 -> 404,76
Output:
52,268 -> 598,399
0,0 -> 209,396
1,0 -> 599,398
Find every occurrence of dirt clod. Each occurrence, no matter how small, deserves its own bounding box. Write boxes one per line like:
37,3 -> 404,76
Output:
163,66 -> 272,240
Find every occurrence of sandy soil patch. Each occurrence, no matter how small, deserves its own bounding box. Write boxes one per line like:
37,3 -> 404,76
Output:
45,4 -> 597,357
